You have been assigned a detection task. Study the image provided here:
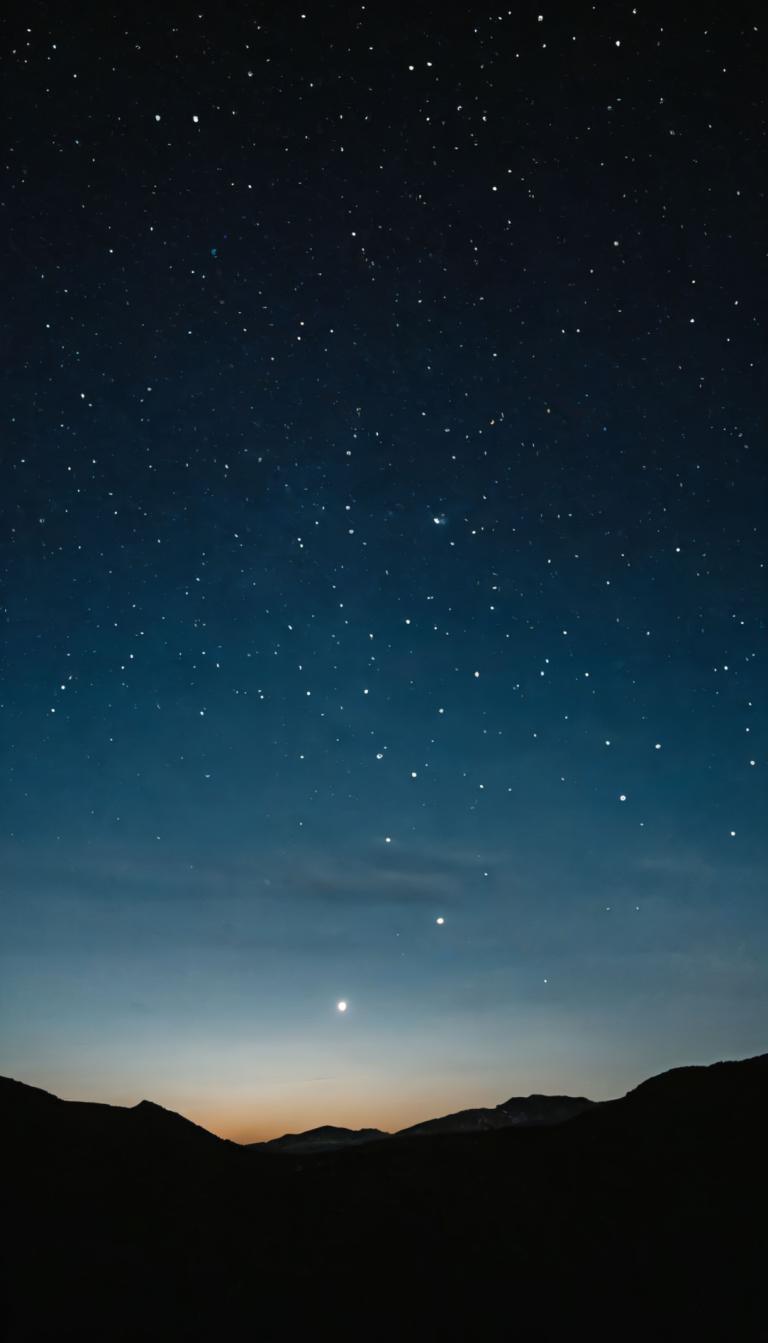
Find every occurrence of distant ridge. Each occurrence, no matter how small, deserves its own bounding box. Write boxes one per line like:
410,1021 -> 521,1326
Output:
250,1123 -> 388,1153
0,1076 -> 595,1149
396,1092 -> 594,1138
4,1052 -> 766,1149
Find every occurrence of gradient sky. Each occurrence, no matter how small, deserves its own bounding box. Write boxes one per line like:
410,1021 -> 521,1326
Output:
2,3 -> 766,1142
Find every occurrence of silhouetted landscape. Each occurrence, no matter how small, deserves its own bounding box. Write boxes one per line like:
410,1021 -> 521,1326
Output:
3,1054 -> 766,1339
248,1090 -> 594,1153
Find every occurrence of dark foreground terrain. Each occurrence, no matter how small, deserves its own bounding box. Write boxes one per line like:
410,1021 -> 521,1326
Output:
2,1054 -> 766,1340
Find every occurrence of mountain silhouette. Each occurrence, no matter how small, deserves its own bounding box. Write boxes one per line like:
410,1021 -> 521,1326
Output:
252,1123 -> 388,1153
397,1091 -> 594,1136
249,1093 -> 593,1149
3,1055 -> 766,1340
0,1074 -> 229,1153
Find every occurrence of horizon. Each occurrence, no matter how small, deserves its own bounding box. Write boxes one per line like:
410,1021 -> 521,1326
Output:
6,1045 -> 765,1144
2,5 -> 766,1139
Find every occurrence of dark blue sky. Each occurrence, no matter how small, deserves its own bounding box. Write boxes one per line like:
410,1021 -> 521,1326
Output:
2,2 -> 765,1139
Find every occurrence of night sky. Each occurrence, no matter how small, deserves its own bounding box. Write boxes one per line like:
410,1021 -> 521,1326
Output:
2,3 -> 766,1142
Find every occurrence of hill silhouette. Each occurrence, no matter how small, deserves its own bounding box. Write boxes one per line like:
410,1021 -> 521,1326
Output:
253,1122 -> 388,1153
248,1092 -> 594,1150
396,1091 -> 594,1137
2,1055 -> 766,1340
0,1075 -> 229,1154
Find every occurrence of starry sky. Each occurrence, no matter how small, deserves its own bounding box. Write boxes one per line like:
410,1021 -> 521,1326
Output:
2,3 -> 766,1142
